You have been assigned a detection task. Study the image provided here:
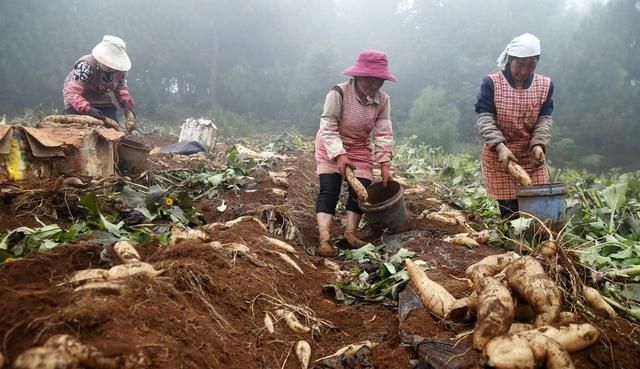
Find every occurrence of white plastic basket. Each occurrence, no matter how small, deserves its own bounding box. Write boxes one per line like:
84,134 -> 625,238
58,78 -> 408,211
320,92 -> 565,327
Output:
178,117 -> 217,150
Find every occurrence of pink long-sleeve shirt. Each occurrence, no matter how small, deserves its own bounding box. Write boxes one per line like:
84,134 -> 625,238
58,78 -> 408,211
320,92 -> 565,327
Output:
63,55 -> 134,113
314,80 -> 393,181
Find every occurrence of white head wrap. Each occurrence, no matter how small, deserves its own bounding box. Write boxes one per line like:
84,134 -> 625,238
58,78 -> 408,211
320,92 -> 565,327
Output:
496,33 -> 541,69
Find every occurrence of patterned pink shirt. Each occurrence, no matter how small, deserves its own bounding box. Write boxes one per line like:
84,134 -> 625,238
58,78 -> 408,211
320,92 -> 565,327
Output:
315,80 -> 393,180
63,55 -> 134,112
482,72 -> 551,199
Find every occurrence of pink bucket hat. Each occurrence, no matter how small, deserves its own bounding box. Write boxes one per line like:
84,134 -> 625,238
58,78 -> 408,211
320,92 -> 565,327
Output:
343,50 -> 397,82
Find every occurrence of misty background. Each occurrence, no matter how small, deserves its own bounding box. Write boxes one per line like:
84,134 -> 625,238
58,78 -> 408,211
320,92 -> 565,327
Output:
0,0 -> 638,171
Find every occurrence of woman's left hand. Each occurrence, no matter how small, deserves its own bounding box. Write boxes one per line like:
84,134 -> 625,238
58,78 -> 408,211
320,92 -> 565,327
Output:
381,163 -> 394,187
531,145 -> 546,168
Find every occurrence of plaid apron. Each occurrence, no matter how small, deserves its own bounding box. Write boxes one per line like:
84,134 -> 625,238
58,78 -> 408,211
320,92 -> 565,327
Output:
315,81 -> 389,180
482,72 -> 551,200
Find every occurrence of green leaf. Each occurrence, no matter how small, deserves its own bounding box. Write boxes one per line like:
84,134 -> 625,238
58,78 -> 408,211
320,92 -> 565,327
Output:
100,214 -> 124,237
39,239 -> 60,251
389,248 -> 416,266
166,206 -> 189,224
119,185 -> 146,208
92,231 -> 121,246
511,218 -> 532,235
610,247 -> 634,259
145,185 -> 167,206
134,206 -> 157,221
79,192 -> 100,216
603,182 -> 627,210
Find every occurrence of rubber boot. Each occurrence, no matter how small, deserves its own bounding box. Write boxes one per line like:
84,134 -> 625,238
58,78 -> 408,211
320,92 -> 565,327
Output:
344,211 -> 367,249
316,212 -> 336,257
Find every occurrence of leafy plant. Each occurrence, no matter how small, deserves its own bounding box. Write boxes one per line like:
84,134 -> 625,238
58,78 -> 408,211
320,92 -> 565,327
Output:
324,246 -> 416,304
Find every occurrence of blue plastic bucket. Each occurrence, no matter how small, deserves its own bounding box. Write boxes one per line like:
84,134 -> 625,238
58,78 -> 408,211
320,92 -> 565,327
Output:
360,181 -> 411,235
516,183 -> 567,231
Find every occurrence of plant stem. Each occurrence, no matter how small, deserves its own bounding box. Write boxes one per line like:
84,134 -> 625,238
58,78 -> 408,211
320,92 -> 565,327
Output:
605,265 -> 640,280
602,295 -> 640,321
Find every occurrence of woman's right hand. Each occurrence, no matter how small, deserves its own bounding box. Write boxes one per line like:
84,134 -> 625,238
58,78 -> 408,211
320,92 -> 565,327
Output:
336,154 -> 355,176
496,143 -> 517,172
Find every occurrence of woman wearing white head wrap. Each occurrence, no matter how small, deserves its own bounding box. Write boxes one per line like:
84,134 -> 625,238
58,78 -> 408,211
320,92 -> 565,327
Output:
474,33 -> 555,219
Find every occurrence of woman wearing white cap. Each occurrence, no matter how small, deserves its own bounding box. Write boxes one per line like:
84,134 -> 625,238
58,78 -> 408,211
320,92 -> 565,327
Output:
63,35 -> 136,129
475,33 -> 554,219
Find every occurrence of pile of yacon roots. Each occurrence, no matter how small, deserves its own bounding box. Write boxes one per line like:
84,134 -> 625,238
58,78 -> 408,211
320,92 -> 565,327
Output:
406,245 -> 614,369
2,205 -> 617,369
3,215 -> 321,369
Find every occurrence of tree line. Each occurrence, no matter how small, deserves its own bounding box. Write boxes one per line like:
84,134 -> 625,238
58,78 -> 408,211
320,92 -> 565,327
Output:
0,0 -> 638,171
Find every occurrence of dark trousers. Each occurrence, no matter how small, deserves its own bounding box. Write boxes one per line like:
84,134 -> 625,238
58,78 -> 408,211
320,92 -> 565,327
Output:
498,199 -> 519,220
64,106 -> 119,121
316,173 -> 371,215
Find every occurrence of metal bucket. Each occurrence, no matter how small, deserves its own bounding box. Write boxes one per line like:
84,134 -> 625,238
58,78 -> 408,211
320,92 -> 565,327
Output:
117,138 -> 150,173
516,183 -> 567,231
360,180 -> 410,235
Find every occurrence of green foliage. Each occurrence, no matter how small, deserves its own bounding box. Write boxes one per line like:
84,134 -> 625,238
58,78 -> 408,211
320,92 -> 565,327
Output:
403,86 -> 459,151
324,246 -> 417,304
394,138 -> 499,218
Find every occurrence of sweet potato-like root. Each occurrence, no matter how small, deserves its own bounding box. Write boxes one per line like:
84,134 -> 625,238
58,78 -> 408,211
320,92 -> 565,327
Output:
277,252 -> 304,274
425,212 -> 458,225
107,262 -> 162,280
444,233 -> 480,248
473,277 -> 515,350
13,347 -> 78,369
544,337 -> 575,369
73,281 -> 129,295
508,323 -> 536,334
202,216 -> 268,233
405,259 -> 456,318
345,167 -> 368,203
482,335 -> 535,369
264,236 -> 297,254
582,286 -> 616,318
506,257 -> 561,326
316,341 -> 378,361
44,335 -> 118,369
211,242 -> 266,267
465,252 -> 521,285
69,269 -> 109,287
518,323 -> 600,353
484,332 -> 577,369
295,340 -> 311,369
538,240 -> 558,258
43,114 -> 103,126
448,294 -> 478,322
507,161 -> 533,187
113,240 -> 141,264
264,312 -> 275,334
170,226 -> 210,246
276,309 -> 310,333
269,171 -> 289,187
470,230 -> 493,244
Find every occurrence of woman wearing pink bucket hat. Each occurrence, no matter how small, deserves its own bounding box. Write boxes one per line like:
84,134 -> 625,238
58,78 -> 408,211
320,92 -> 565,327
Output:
314,49 -> 397,257
63,35 -> 136,130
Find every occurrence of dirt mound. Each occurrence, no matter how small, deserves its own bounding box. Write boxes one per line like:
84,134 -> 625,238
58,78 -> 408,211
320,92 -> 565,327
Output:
1,137 -> 638,369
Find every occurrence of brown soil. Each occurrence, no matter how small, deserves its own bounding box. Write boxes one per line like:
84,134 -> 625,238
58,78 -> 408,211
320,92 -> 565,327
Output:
126,133 -> 179,148
0,134 -> 638,369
